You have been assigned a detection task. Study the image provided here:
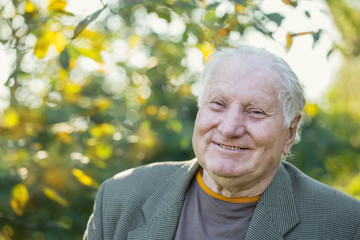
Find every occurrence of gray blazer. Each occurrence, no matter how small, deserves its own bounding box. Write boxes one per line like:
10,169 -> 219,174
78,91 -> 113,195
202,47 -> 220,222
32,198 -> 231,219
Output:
84,159 -> 360,239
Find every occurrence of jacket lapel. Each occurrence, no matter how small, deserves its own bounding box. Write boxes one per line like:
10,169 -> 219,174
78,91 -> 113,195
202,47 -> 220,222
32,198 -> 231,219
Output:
127,159 -> 199,240
127,160 -> 298,239
245,163 -> 299,240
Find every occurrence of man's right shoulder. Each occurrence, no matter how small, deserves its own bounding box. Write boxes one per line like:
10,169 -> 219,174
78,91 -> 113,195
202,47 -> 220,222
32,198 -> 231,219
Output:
113,160 -> 190,182
100,159 -> 196,199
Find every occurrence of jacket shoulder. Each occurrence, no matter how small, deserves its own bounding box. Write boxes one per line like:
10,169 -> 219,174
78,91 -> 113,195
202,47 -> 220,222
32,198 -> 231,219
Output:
282,161 -> 360,217
94,160 -> 196,239
283,161 -> 360,206
279,162 -> 360,239
103,160 -> 191,198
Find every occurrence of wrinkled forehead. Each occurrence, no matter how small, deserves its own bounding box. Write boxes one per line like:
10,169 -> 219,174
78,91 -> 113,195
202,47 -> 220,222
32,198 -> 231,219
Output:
209,53 -> 282,89
215,53 -> 270,74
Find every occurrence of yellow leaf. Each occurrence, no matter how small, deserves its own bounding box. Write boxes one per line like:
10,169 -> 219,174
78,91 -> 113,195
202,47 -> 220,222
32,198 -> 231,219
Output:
128,34 -> 142,49
69,58 -> 77,69
157,106 -> 169,121
48,0 -> 67,12
43,187 -> 69,206
146,56 -> 159,69
285,33 -> 293,51
146,105 -> 158,116
169,120 -> 182,133
217,28 -> 228,36
95,143 -> 112,159
25,2 -> 36,13
34,31 -> 67,57
64,81 -> 82,94
44,168 -> 67,189
293,31 -> 314,37
2,109 -> 20,128
135,125 -> 157,148
59,215 -> 73,229
198,42 -> 215,63
56,132 -> 73,144
235,4 -> 246,14
77,47 -> 102,62
304,103 -> 318,118
3,225 -> 14,238
179,84 -> 191,97
72,169 -> 99,188
281,0 -> 297,7
90,123 -> 115,138
58,68 -> 68,81
10,184 -> 29,216
53,32 -> 67,53
74,29 -> 102,40
97,63 -> 106,74
346,174 -> 360,197
94,97 -> 112,112
34,32 -> 53,58
137,94 -> 148,105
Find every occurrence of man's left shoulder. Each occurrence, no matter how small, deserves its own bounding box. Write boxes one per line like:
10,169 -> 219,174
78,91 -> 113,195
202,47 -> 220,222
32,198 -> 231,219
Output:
282,161 -> 360,210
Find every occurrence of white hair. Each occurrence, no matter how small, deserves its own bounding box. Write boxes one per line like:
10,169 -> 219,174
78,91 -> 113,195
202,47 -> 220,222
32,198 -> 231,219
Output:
198,46 -> 306,142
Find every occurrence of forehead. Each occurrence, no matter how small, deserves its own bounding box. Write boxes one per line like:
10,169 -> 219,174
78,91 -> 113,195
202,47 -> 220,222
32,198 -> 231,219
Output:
206,54 -> 281,99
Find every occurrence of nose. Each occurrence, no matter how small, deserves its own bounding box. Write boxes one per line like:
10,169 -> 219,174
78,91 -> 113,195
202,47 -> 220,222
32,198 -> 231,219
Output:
218,105 -> 245,138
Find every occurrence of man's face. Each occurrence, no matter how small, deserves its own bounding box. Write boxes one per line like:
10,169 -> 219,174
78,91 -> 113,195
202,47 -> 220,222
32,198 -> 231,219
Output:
192,55 -> 294,183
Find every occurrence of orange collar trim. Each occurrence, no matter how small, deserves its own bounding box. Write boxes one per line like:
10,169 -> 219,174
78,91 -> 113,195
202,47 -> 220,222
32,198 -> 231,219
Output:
196,170 -> 260,203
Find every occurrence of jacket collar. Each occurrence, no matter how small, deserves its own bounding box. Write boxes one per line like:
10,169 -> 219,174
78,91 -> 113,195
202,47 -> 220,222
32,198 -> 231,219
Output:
245,162 -> 299,239
128,160 -> 299,239
128,159 -> 199,239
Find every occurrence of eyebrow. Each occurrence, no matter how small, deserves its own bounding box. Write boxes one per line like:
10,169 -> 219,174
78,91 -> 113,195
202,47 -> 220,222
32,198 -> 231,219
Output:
206,84 -> 278,108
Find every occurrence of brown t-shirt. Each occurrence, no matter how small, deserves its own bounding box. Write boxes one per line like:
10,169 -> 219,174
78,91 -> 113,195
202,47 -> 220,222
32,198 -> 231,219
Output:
174,170 -> 259,240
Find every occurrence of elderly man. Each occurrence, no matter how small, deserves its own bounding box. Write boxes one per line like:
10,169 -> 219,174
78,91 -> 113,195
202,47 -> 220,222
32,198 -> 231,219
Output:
84,46 -> 360,240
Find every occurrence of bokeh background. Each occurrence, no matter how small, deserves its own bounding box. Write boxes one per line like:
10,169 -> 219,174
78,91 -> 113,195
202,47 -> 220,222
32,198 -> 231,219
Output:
0,0 -> 359,239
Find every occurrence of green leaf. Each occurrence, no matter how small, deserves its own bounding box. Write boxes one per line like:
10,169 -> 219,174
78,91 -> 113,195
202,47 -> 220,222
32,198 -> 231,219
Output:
305,10 -> 311,18
312,29 -> 322,47
72,6 -> 107,39
234,0 -> 246,4
59,47 -> 70,70
266,13 -> 285,26
206,2 -> 220,10
157,6 -> 171,22
327,47 -> 335,58
252,23 -> 269,36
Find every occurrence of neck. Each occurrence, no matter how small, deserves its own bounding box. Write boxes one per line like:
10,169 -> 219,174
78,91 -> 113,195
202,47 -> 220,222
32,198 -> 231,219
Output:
201,168 -> 277,198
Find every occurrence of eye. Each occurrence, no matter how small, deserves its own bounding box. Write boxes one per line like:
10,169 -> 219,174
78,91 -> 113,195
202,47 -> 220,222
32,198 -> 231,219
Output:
249,109 -> 266,118
213,101 -> 224,106
251,110 -> 263,114
208,100 -> 225,111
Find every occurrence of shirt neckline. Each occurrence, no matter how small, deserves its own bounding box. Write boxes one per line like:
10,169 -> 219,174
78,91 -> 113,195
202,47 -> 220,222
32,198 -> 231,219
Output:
196,170 -> 261,203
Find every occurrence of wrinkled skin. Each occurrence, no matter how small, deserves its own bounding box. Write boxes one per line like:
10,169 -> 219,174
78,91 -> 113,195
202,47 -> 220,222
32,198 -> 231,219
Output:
192,54 -> 301,197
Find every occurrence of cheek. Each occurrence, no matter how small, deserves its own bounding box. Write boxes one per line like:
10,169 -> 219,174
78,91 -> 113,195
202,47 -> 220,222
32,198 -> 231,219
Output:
251,123 -> 286,149
194,109 -> 215,134
192,109 -> 217,146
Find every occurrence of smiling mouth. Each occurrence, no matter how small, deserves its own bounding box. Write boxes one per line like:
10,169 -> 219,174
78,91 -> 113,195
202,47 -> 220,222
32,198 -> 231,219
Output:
216,143 -> 246,150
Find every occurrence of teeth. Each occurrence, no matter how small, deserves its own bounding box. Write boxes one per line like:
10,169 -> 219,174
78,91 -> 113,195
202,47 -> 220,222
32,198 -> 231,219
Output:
218,144 -> 241,150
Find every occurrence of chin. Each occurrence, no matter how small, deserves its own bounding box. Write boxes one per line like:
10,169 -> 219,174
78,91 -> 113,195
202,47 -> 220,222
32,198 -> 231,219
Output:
206,160 -> 250,179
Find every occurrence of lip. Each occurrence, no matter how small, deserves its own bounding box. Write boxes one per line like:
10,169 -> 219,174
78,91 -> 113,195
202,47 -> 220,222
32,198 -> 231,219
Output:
213,141 -> 249,151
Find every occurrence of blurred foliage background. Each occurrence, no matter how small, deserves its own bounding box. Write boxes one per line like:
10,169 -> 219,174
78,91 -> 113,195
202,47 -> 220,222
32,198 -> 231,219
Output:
0,0 -> 359,239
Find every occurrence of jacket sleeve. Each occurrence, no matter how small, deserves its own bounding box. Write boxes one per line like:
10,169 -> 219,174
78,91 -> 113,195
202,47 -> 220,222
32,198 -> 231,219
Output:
353,221 -> 360,240
83,181 -> 106,240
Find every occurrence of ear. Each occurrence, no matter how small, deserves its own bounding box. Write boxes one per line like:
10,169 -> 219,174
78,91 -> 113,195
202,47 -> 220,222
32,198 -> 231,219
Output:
282,113 -> 302,156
